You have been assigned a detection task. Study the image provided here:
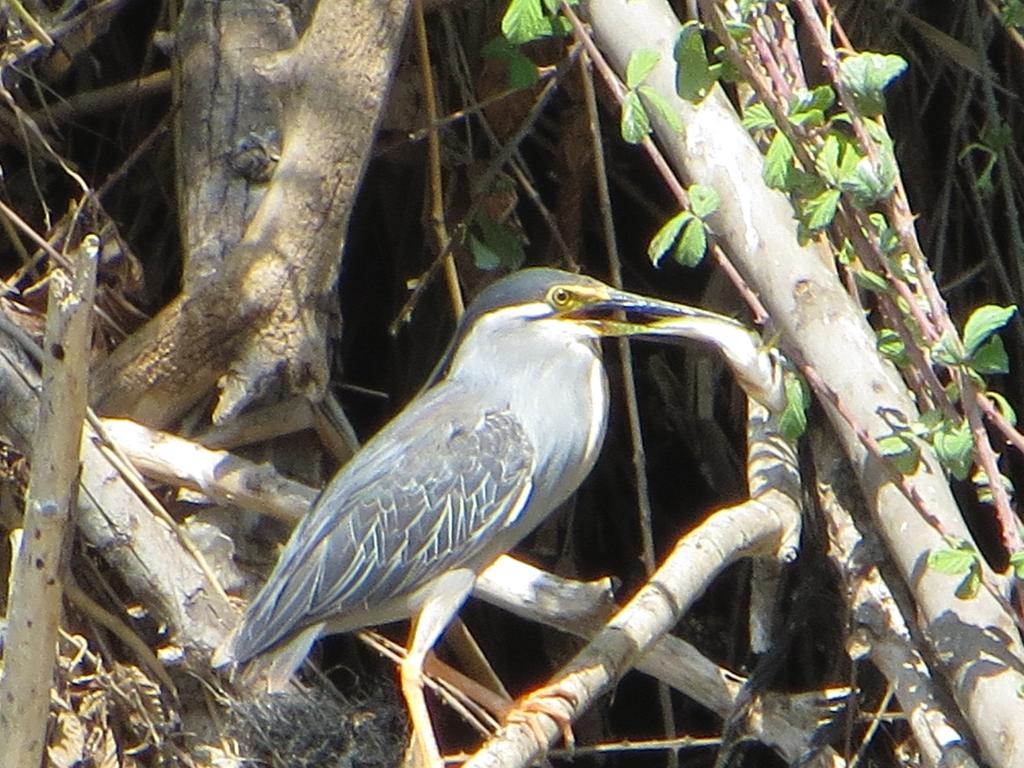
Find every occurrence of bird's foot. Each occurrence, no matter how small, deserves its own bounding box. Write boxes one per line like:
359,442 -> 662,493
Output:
506,680 -> 578,749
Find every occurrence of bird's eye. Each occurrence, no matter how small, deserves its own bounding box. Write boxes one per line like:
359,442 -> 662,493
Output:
550,287 -> 572,307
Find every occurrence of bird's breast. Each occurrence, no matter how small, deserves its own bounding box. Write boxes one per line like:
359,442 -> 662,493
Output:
508,343 -> 610,524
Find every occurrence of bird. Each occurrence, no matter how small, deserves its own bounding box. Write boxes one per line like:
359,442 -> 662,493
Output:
214,267 -> 739,768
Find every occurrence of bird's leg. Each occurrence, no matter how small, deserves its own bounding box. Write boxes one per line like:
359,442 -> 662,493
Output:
402,569 -> 476,768
261,622 -> 323,693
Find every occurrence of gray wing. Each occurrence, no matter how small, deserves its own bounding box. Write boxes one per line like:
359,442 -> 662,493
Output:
231,387 -> 535,662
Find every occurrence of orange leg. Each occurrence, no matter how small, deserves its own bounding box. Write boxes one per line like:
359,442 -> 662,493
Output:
401,569 -> 476,768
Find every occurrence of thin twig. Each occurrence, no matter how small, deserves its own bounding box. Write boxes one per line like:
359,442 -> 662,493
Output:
0,197 -> 73,273
390,71 -> 568,334
579,47 -> 679,768
562,1 -> 769,322
64,579 -> 178,697
413,0 -> 464,320
4,0 -> 53,47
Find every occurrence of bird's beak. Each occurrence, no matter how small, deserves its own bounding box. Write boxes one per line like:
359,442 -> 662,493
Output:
576,287 -> 740,333
577,290 -> 786,413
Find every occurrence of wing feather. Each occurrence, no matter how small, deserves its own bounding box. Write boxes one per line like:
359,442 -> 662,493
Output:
231,387 -> 535,662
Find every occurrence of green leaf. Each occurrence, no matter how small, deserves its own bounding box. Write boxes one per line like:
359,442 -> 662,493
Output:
808,84 -> 836,111
877,328 -> 907,365
741,102 -> 775,131
803,188 -> 841,230
972,465 -> 1015,505
944,379 -> 962,403
927,547 -> 976,575
1010,551 -> 1024,580
674,22 -> 717,102
648,211 -> 691,266
763,131 -> 794,189
789,108 -> 825,128
959,143 -> 997,198
852,267 -> 889,294
675,217 -> 707,266
877,433 -> 920,474
621,90 -> 651,144
638,85 -> 683,133
963,304 -> 1017,357
987,391 -> 1017,426
787,86 -> 834,128
971,336 -> 1010,375
790,85 -> 835,114
932,419 -> 974,480
815,135 -> 841,186
915,408 -> 945,433
723,20 -> 752,39
837,239 -> 856,265
468,212 -> 526,270
627,49 -> 661,89
778,373 -> 809,441
482,37 -> 540,89
838,142 -> 864,185
932,332 -> 965,366
688,184 -> 720,219
955,570 -> 982,600
738,0 -> 762,19
1003,0 -> 1024,26
468,232 -> 500,270
839,153 -> 896,205
501,0 -> 553,44
838,52 -> 908,117
981,119 -> 1013,153
788,167 -> 827,198
868,211 -> 900,255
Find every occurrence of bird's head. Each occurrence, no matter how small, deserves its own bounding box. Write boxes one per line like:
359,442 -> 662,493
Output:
428,268 -> 783,411
454,267 -> 726,341
426,268 -> 734,383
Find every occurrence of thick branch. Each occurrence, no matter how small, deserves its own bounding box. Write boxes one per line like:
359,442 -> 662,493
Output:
812,426 -> 979,768
581,2 -> 1024,765
78,415 -> 830,762
92,0 -> 410,426
465,403 -> 803,768
0,238 -> 97,768
0,333 -> 237,666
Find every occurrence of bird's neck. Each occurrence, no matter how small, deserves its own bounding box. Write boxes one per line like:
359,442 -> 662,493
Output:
450,327 -> 610,514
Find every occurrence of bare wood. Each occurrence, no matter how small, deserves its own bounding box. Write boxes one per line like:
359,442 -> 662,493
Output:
74,424 -> 239,658
92,0 -> 410,426
0,236 -> 98,768
582,2 -> 1024,765
475,558 -> 845,765
465,402 -> 805,768
89,0 -> 294,424
812,427 -> 979,768
58,413 -> 828,761
195,397 -> 317,450
98,417 -> 316,523
0,331 -> 238,668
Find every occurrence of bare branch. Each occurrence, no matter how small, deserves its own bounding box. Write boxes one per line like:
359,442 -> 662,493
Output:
581,2 -> 1024,764
812,426 -> 980,768
0,236 -> 98,768
465,401 -> 803,768
92,0 -> 411,425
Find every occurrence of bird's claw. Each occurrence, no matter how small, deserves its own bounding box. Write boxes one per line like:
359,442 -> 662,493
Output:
506,681 -> 579,749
